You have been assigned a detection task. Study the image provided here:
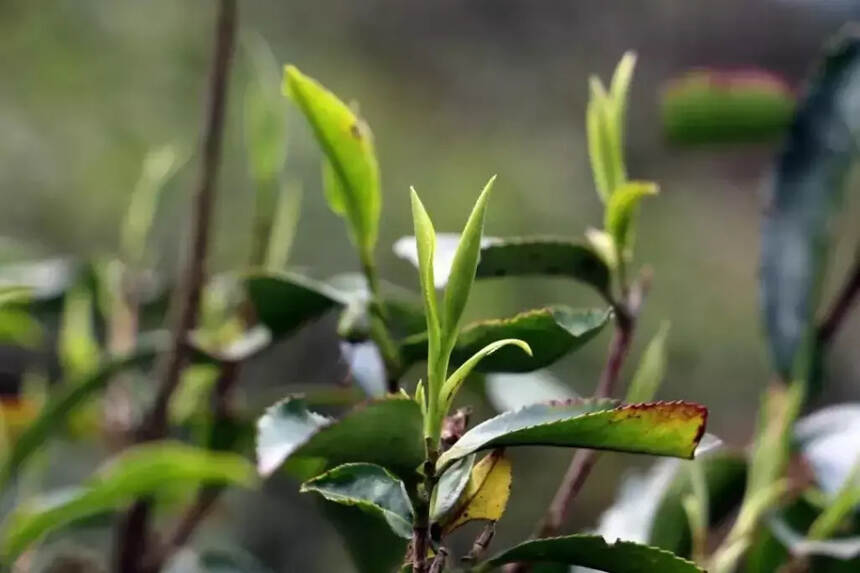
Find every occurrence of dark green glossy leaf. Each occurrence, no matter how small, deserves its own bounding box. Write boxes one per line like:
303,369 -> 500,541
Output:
476,237 -> 611,296
301,463 -> 413,538
244,271 -> 347,338
0,334 -> 168,487
762,31 -> 860,378
1,442 -> 256,560
283,66 -> 380,259
482,534 -> 704,572
437,399 -> 708,470
662,70 -> 795,144
649,452 -> 748,556
256,396 -> 423,478
401,306 -> 611,373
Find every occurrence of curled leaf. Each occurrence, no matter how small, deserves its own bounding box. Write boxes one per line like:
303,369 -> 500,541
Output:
442,450 -> 512,533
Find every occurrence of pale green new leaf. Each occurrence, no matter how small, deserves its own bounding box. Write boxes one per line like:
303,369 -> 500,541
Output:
441,175 -> 496,355
59,286 -> 100,380
244,31 -> 287,186
605,181 -> 659,255
440,338 -> 531,412
587,81 -> 613,202
626,321 -> 671,404
610,51 -> 637,167
283,65 -> 380,259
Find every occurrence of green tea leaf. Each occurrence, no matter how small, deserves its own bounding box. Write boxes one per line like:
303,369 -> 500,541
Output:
762,31 -> 860,378
476,237 -> 611,296
626,321 -> 671,404
441,175 -> 495,354
482,534 -> 704,572
283,65 -> 380,259
244,271 -> 348,339
807,459 -> 860,540
662,70 -> 795,145
587,78 -> 617,202
265,179 -> 303,270
401,306 -> 611,373
438,399 -> 707,470
301,463 -> 413,539
1,442 -> 256,560
0,334 -> 167,487
256,396 -> 424,478
409,189 -> 441,369
610,51 -> 637,154
440,339 -> 531,411
605,181 -> 659,256
430,454 -> 475,523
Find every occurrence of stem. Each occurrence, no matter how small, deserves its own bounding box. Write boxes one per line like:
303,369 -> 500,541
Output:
413,442 -> 439,573
113,0 -> 237,570
360,257 -> 403,393
817,249 -> 860,347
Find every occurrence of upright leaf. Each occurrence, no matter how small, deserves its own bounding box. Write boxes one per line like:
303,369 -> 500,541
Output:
441,176 -> 495,353
409,189 -> 441,368
244,32 -> 287,186
283,65 -> 380,259
610,51 -> 637,154
438,400 -> 707,470
626,321 -> 671,403
587,78 -> 618,202
1,442 -> 256,560
301,463 -> 413,539
761,30 -> 860,379
482,535 -> 704,572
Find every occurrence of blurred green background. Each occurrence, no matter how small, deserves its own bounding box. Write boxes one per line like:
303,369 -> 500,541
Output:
2,1 -> 860,570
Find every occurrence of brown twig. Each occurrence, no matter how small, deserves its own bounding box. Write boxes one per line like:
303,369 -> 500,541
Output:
428,546 -> 449,573
506,276 -> 649,573
817,249 -> 860,346
463,522 -> 496,564
113,1 -> 237,571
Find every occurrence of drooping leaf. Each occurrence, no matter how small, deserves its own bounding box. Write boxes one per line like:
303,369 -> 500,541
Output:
283,65 -> 380,259
0,334 -> 168,487
437,400 -> 707,470
485,370 -> 578,413
626,321 -> 671,404
482,534 -> 704,572
604,181 -> 659,256
244,271 -> 348,338
301,463 -> 413,539
401,306 -> 611,373
431,454 -> 475,523
440,339 -> 532,411
256,396 -> 423,478
441,450 -> 512,533
1,442 -> 256,560
662,70 -> 795,145
441,175 -> 495,354
761,31 -> 860,379
476,237 -> 611,297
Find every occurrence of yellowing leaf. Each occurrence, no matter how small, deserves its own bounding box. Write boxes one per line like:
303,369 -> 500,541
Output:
443,450 -> 512,533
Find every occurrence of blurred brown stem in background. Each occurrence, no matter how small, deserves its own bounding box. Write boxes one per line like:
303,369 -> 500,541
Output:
113,0 -> 238,571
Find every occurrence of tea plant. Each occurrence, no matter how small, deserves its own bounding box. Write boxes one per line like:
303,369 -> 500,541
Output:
0,1 -> 857,571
